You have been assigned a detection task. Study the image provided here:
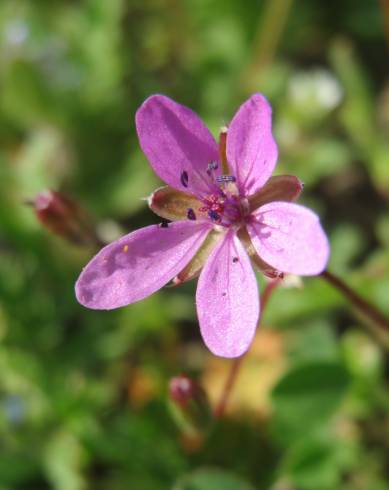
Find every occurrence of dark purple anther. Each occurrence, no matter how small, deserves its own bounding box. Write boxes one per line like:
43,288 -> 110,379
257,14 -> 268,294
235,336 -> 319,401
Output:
208,210 -> 221,222
187,208 -> 196,220
180,170 -> 189,187
207,161 -> 219,175
216,175 -> 236,184
159,220 -> 169,228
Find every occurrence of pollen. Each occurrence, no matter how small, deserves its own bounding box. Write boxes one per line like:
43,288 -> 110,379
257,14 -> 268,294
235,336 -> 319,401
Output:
216,175 -> 236,183
199,191 -> 244,227
207,161 -> 219,175
199,195 -> 225,215
123,245 -> 129,253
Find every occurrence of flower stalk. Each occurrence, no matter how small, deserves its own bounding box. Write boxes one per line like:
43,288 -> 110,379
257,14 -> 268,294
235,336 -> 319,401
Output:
214,269 -> 389,418
214,278 -> 281,418
321,270 -> 389,332
380,0 -> 389,50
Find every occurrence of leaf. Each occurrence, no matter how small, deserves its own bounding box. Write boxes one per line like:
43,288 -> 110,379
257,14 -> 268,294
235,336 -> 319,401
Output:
286,320 -> 339,364
271,362 -> 351,443
43,431 -> 86,490
279,435 -> 354,490
173,468 -> 255,490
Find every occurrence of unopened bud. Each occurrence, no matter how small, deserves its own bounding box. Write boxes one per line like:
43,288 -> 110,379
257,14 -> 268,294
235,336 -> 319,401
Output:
27,190 -> 101,246
168,375 -> 212,436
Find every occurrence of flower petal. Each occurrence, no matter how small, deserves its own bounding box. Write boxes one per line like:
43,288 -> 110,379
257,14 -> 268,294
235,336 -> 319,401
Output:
248,175 -> 303,212
148,185 -> 202,221
196,231 -> 260,358
226,94 -> 278,196
136,95 -> 220,196
247,202 -> 329,276
76,221 -> 211,309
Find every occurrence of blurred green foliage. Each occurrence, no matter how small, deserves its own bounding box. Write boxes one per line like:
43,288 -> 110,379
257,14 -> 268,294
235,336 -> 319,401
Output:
0,0 -> 389,489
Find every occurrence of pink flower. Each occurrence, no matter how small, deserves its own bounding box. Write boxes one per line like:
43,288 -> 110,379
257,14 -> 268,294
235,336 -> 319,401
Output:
76,94 -> 329,358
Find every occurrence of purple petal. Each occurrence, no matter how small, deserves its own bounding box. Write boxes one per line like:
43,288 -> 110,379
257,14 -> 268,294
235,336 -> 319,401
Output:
76,221 -> 211,309
226,94 -> 278,196
247,202 -> 330,276
136,95 -> 220,196
196,231 -> 260,358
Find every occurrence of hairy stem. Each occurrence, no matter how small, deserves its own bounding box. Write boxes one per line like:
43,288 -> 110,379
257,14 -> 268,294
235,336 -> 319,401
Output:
321,270 -> 389,332
214,279 -> 280,418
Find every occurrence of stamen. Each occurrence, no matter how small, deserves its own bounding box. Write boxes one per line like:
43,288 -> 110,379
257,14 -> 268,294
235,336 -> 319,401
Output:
199,195 -> 225,215
208,210 -> 221,223
216,175 -> 236,184
206,161 -> 219,175
187,208 -> 196,220
180,170 -> 189,187
159,220 -> 169,228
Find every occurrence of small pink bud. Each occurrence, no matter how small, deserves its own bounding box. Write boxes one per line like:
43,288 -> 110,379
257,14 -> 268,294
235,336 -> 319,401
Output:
27,190 -> 100,246
169,375 -> 197,406
168,375 -> 212,435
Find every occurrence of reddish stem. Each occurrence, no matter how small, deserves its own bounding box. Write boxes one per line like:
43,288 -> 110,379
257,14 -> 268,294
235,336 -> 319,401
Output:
380,0 -> 389,50
214,278 -> 280,418
213,352 -> 245,419
321,270 -> 389,331
214,268 -> 389,418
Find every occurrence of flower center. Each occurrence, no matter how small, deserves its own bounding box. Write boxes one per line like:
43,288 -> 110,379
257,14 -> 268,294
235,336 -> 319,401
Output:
181,155 -> 249,228
190,171 -> 249,227
199,190 -> 244,226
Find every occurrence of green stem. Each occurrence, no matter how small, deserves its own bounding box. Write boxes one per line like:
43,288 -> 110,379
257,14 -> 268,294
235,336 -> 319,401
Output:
240,0 -> 294,94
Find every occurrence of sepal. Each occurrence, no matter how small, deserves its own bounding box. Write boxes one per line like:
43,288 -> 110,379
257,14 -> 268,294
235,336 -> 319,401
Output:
148,185 -> 201,221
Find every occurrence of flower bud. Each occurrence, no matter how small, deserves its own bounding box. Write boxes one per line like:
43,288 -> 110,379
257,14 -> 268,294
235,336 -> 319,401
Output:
168,375 -> 212,436
27,190 -> 101,246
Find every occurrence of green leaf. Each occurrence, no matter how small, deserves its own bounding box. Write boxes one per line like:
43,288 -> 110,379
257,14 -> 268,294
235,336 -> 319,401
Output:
279,434 -> 357,490
286,320 -> 339,364
271,362 -> 351,443
43,430 -> 87,490
173,468 -> 255,490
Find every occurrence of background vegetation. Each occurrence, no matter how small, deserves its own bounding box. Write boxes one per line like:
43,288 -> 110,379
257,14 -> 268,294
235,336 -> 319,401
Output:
0,0 -> 388,488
